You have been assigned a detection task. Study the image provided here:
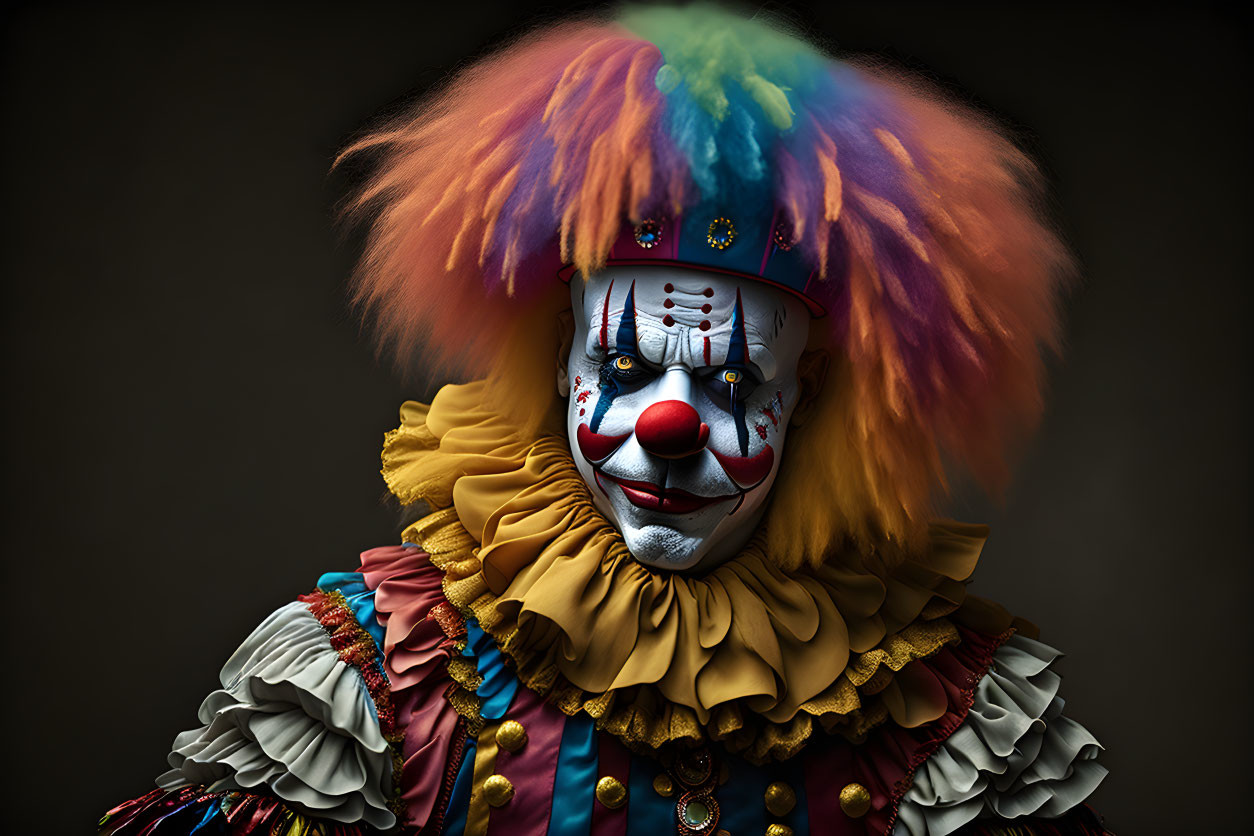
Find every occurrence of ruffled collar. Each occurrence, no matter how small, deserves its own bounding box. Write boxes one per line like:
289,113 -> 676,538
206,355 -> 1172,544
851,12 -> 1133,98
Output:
383,382 -> 993,761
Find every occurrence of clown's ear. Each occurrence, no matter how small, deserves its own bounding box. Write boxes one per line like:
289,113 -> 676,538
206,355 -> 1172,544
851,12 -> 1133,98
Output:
555,308 -> 575,398
790,349 -> 831,428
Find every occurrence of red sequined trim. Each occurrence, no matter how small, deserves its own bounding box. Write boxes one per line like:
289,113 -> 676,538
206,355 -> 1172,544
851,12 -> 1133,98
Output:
299,588 -> 408,820
429,600 -> 467,640
424,715 -> 469,836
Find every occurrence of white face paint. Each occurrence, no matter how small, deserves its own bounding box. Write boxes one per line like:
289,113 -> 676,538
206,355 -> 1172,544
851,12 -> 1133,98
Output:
564,267 -> 810,572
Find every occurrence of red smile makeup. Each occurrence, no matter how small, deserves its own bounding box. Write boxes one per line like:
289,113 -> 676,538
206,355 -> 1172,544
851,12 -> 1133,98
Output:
596,472 -> 739,515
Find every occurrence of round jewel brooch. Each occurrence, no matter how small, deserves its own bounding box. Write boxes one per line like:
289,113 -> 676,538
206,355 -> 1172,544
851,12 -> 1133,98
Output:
634,219 -> 663,249
706,217 -> 736,250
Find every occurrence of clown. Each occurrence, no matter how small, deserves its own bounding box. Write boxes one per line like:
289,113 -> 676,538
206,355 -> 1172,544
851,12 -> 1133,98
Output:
565,267 -> 816,571
102,5 -> 1108,836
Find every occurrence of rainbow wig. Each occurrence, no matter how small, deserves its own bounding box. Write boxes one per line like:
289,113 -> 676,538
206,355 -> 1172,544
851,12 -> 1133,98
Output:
339,3 -> 1074,564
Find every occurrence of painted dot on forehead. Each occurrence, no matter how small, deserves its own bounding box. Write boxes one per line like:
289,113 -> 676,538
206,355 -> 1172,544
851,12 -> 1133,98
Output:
703,287 -> 714,297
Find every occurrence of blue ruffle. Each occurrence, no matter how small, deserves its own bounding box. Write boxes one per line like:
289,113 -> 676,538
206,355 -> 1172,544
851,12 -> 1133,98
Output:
464,620 -> 519,721
315,571 -> 385,650
440,736 -> 477,836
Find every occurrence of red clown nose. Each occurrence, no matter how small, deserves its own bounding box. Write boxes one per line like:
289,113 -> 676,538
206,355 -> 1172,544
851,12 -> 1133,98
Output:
634,401 -> 710,460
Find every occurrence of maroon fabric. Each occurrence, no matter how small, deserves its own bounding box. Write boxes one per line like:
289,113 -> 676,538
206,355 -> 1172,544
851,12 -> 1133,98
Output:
590,735 -> 632,836
359,546 -> 465,834
488,684 -> 568,834
805,731 -> 865,836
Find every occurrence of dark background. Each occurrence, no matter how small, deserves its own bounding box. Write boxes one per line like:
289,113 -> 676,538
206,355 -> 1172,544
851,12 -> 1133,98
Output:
3,1 -> 1249,833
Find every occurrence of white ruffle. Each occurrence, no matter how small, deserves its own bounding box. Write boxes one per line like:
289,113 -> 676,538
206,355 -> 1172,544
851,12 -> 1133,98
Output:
156,602 -> 396,829
893,634 -> 1106,836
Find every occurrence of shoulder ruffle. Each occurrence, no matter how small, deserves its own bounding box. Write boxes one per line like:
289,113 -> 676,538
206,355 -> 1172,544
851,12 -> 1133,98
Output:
893,634 -> 1106,835
156,601 -> 396,830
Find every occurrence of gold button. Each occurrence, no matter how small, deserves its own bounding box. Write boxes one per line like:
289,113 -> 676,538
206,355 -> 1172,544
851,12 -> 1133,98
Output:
839,782 -> 871,818
596,776 -> 628,809
652,774 -> 674,797
482,774 -> 514,807
495,720 -> 527,753
764,781 -> 796,817
766,825 -> 794,836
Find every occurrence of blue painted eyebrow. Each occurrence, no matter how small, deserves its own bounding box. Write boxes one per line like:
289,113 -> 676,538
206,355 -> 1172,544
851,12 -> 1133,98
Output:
725,289 -> 748,368
614,281 -> 638,356
726,289 -> 751,455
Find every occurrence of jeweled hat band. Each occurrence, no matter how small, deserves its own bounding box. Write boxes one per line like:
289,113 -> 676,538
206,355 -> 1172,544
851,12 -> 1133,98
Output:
596,211 -> 826,316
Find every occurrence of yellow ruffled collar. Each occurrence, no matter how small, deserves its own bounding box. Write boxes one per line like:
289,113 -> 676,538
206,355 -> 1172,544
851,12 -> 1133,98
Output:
383,382 -> 993,761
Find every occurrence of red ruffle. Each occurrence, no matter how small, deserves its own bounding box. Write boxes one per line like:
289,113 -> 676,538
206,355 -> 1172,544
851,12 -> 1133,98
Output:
358,546 -> 467,834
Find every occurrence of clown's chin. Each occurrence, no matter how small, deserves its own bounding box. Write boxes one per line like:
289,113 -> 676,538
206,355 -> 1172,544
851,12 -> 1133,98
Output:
620,522 -> 715,571
605,492 -> 747,573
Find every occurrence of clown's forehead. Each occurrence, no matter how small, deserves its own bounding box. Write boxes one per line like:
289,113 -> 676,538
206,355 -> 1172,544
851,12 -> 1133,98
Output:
578,268 -> 803,381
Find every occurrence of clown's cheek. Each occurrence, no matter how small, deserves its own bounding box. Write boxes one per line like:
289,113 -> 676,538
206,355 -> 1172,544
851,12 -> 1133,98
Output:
568,364 -> 633,437
746,386 -> 789,445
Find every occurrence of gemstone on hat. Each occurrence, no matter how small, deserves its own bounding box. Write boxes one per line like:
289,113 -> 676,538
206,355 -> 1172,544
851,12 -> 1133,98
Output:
634,219 -> 663,248
772,218 -> 796,251
706,217 -> 736,250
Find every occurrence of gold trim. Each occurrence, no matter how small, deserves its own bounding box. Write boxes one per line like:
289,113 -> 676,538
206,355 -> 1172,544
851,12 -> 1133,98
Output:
447,657 -> 484,692
445,682 -> 484,736
465,722 -> 502,835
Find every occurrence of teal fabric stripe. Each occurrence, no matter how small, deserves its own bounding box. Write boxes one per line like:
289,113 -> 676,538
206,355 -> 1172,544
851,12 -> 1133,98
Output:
546,714 -> 598,836
715,754 -> 769,835
315,570 -> 384,649
625,752 -> 673,836
776,756 -> 809,834
441,734 -> 478,836
465,620 -> 519,720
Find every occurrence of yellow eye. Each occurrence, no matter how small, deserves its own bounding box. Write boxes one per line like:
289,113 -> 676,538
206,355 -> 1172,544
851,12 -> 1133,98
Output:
722,369 -> 742,384
614,356 -> 635,372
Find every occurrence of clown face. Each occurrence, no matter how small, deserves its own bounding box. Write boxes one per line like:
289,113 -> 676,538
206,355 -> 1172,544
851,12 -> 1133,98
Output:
564,267 -> 811,572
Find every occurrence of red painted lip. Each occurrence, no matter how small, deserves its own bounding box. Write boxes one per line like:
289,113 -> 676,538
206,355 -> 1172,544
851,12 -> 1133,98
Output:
598,472 -> 740,515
